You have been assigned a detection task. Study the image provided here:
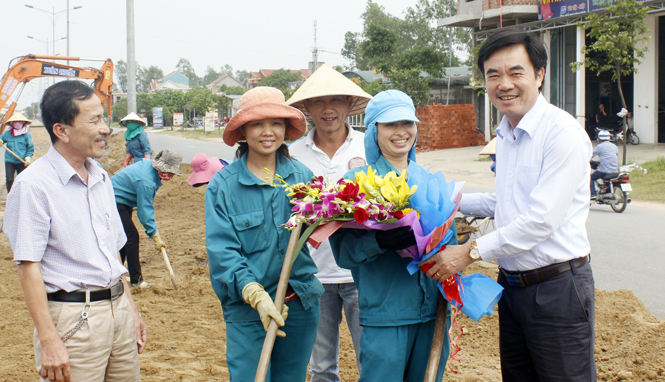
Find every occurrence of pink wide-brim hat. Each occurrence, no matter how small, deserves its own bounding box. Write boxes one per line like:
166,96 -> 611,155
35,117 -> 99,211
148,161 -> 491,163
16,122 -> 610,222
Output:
187,153 -> 225,186
222,86 -> 306,146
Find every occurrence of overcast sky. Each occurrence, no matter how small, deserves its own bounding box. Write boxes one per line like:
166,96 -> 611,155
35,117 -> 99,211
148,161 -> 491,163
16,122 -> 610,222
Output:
2,0 -> 420,109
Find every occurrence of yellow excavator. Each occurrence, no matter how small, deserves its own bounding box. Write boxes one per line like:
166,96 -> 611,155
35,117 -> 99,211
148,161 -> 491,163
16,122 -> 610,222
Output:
0,54 -> 113,134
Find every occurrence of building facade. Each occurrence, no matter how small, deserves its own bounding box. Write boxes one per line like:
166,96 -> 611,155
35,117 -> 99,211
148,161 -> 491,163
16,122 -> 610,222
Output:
440,0 -> 664,143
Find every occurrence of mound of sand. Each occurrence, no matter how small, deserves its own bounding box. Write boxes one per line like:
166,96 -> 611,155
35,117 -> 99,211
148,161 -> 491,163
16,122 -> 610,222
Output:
0,129 -> 663,381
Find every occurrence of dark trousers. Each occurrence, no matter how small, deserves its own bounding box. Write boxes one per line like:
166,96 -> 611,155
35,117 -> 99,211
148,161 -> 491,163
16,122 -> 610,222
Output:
497,261 -> 596,382
5,161 -> 26,193
117,203 -> 143,284
590,171 -> 608,194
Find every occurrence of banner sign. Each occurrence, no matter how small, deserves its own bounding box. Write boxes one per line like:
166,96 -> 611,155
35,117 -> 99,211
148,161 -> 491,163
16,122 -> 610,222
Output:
41,64 -> 80,77
540,0 -> 648,20
173,113 -> 184,126
153,107 -> 164,127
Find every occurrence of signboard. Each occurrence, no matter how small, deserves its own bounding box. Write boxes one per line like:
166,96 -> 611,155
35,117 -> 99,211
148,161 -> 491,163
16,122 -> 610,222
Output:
173,112 -> 184,126
41,64 -> 80,77
204,112 -> 215,130
153,107 -> 164,127
539,0 -> 647,20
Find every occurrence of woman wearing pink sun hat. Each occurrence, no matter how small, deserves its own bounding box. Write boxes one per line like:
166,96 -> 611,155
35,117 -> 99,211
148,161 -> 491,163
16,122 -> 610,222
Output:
187,153 -> 228,187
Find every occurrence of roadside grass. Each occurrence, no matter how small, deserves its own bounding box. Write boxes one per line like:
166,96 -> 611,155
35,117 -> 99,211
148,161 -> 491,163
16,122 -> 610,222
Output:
628,156 -> 665,202
474,155 -> 493,162
158,128 -> 225,140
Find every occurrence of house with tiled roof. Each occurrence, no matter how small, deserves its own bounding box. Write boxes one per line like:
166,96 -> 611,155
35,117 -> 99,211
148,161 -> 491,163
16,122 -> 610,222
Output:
149,71 -> 190,92
246,69 -> 309,88
206,74 -> 245,93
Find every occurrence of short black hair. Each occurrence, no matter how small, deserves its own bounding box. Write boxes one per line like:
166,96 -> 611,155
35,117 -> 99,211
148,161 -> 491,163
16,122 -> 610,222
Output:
40,80 -> 95,143
477,30 -> 548,78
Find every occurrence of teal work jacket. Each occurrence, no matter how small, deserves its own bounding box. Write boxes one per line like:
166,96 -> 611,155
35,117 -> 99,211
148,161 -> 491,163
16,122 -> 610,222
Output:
0,131 -> 34,164
111,160 -> 162,238
329,156 -> 458,327
205,153 -> 324,323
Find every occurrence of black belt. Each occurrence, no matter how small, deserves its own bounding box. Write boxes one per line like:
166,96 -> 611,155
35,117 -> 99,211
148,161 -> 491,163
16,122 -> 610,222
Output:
500,255 -> 589,287
47,281 -> 124,302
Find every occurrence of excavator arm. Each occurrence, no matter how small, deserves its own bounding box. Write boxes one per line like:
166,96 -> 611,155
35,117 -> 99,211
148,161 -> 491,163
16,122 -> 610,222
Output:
0,54 -> 114,134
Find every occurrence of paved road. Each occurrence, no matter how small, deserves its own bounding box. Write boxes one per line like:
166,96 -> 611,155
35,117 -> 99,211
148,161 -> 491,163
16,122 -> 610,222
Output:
146,131 -> 236,164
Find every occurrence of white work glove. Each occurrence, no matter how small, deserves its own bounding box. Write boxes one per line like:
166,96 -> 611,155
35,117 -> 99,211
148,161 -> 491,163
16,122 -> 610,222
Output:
24,157 -> 31,166
242,282 -> 289,337
152,230 -> 166,251
0,138 -> 3,145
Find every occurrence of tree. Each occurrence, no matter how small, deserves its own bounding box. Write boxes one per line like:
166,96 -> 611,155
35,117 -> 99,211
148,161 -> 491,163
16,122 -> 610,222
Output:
359,24 -> 397,74
221,64 -> 233,76
115,60 -> 128,92
571,0 -> 650,164
112,97 -> 128,122
258,69 -> 304,91
220,85 -> 246,95
202,66 -> 221,87
235,70 -> 250,83
137,65 -> 164,93
176,58 -> 200,87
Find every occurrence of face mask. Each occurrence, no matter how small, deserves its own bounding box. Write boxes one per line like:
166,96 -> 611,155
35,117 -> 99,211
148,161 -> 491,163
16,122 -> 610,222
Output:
158,172 -> 174,181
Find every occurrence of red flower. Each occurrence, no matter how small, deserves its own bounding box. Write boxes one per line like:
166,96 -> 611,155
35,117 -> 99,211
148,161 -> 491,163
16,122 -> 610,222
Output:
293,185 -> 307,199
338,182 -> 360,202
391,210 -> 405,219
353,208 -> 369,223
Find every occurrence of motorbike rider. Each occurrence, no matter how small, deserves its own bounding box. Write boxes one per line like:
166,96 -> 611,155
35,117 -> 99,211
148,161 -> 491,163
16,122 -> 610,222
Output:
591,130 -> 619,197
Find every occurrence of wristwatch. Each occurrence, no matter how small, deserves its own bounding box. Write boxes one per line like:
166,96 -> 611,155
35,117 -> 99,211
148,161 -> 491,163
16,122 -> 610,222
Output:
469,241 -> 481,261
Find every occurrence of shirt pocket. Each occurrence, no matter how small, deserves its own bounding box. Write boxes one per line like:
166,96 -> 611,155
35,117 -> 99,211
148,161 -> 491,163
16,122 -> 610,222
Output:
515,165 -> 540,204
230,210 -> 269,254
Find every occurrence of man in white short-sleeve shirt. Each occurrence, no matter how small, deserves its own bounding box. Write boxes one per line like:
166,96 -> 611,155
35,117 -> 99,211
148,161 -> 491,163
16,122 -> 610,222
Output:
287,64 -> 372,382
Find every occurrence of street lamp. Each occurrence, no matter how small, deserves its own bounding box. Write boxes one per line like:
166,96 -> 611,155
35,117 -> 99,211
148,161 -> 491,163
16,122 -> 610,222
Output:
25,4 -> 82,61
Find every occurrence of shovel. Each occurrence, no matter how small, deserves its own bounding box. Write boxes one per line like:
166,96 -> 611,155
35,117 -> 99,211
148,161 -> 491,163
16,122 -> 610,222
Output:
1,143 -> 27,165
424,294 -> 448,382
255,224 -> 302,382
160,247 -> 179,290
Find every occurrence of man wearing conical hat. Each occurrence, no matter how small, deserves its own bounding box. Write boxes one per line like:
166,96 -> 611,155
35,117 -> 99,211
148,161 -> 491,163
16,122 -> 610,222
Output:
120,112 -> 152,167
0,112 -> 34,192
286,64 -> 371,381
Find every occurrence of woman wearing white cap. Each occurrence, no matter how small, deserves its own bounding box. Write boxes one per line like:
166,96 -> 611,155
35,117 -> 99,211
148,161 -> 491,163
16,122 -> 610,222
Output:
0,112 -> 34,192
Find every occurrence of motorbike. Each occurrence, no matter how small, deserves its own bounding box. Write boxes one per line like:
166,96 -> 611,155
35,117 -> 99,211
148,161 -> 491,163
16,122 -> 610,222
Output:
590,160 -> 632,213
616,127 -> 640,145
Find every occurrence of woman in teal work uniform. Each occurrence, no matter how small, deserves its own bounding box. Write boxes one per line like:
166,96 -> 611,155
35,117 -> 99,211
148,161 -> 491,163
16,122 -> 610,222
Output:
0,112 -> 34,192
120,112 -> 152,167
329,90 -> 456,382
205,87 -> 324,382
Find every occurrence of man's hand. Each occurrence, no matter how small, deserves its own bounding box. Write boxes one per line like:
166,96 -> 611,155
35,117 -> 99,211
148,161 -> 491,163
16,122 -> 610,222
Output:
39,333 -> 71,382
135,314 -> 148,354
421,242 -> 475,282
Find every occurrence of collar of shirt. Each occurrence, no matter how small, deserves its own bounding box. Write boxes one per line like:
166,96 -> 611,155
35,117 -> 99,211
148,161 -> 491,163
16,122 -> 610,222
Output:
303,123 -> 355,149
237,153 -> 297,186
496,93 -> 548,142
46,145 -> 106,187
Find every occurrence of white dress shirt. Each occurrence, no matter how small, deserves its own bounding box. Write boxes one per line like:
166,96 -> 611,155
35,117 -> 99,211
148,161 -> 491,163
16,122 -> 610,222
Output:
289,125 -> 367,283
461,94 -> 593,271
3,146 -> 128,292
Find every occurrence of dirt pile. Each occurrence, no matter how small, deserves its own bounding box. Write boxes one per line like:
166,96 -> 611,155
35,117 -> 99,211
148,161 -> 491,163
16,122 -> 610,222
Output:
0,128 -> 663,381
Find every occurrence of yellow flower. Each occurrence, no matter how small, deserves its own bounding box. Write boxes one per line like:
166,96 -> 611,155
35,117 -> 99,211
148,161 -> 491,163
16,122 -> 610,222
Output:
379,171 -> 417,210
356,166 -> 381,199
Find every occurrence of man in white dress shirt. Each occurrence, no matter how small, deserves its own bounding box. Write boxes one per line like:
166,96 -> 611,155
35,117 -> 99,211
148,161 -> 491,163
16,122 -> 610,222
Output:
3,80 -> 147,382
287,64 -> 372,382
423,30 -> 595,381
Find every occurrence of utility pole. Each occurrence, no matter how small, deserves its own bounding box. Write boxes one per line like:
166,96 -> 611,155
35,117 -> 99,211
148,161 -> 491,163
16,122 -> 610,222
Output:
67,0 -> 70,66
126,0 -> 137,114
312,21 -> 318,73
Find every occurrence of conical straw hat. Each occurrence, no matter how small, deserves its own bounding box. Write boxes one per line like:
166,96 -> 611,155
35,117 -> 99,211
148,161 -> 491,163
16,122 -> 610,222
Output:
6,112 -> 32,125
120,112 -> 147,126
286,64 -> 372,120
479,137 -> 496,155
